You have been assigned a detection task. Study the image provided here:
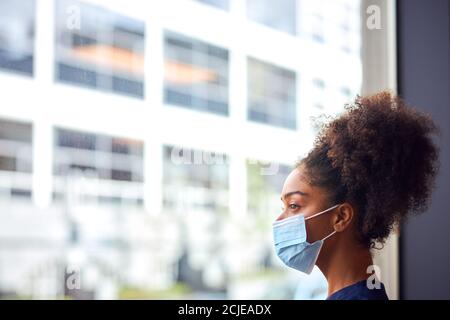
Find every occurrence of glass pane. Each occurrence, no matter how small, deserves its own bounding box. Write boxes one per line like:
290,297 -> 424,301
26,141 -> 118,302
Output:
195,0 -> 229,10
0,119 -> 33,199
0,0 -> 35,76
247,161 -> 291,216
54,0 -> 145,98
0,0 -> 363,300
247,58 -> 297,129
247,0 -> 296,35
164,31 -> 229,116
53,127 -> 144,205
163,145 -> 229,213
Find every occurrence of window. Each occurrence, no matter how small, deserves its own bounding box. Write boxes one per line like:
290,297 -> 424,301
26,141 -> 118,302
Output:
194,0 -> 229,11
246,160 -> 292,285
53,128 -> 144,206
312,78 -> 326,110
340,86 -> 352,101
337,2 -> 361,54
0,119 -> 33,199
247,161 -> 291,216
247,0 -> 297,35
54,0 -> 145,98
339,5 -> 352,53
163,145 -> 229,214
0,0 -> 35,76
338,86 -> 353,112
311,13 -> 325,42
247,58 -> 297,129
302,0 -> 326,43
164,31 -> 229,116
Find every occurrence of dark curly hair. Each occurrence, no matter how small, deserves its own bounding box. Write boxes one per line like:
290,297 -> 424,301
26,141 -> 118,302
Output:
298,91 -> 440,248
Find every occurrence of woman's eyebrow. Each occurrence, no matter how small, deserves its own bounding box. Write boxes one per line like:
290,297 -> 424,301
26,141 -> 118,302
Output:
281,190 -> 309,201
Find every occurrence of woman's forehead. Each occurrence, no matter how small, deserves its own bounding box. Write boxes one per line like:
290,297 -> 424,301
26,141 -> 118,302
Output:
281,167 -> 309,194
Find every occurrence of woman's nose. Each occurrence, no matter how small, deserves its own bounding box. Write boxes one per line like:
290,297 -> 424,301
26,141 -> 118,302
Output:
275,211 -> 287,221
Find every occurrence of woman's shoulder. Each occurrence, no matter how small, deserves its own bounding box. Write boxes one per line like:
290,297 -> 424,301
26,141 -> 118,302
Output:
326,280 -> 389,300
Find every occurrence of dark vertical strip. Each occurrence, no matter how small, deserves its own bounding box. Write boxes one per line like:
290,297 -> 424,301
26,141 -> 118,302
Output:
397,0 -> 450,299
395,0 -> 404,301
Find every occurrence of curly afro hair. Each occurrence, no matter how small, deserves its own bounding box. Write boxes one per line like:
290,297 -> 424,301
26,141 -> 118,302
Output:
299,91 -> 440,248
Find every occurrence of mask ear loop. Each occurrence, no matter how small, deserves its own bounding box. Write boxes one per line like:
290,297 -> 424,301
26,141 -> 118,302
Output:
305,204 -> 341,242
322,230 -> 337,241
305,204 -> 341,221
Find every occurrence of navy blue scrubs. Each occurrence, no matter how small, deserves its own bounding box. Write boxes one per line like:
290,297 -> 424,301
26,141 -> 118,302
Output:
326,280 -> 389,300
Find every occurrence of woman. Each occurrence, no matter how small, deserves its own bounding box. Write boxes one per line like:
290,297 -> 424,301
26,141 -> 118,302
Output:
273,91 -> 440,300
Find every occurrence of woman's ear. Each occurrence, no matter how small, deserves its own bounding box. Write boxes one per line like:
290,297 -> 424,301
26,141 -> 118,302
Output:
332,203 -> 354,232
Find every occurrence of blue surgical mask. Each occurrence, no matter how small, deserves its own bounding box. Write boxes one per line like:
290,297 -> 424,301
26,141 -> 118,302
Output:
272,204 -> 340,274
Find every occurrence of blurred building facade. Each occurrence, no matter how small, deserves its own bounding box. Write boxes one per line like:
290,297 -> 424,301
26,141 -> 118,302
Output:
0,0 -> 361,299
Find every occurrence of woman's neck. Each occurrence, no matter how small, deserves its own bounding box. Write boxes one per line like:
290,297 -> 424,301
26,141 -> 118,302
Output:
319,241 -> 374,297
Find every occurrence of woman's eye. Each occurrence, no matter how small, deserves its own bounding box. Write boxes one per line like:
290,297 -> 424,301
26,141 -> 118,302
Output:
281,204 -> 301,211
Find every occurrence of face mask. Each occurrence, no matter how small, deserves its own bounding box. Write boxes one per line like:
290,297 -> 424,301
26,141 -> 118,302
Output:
272,204 -> 340,274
